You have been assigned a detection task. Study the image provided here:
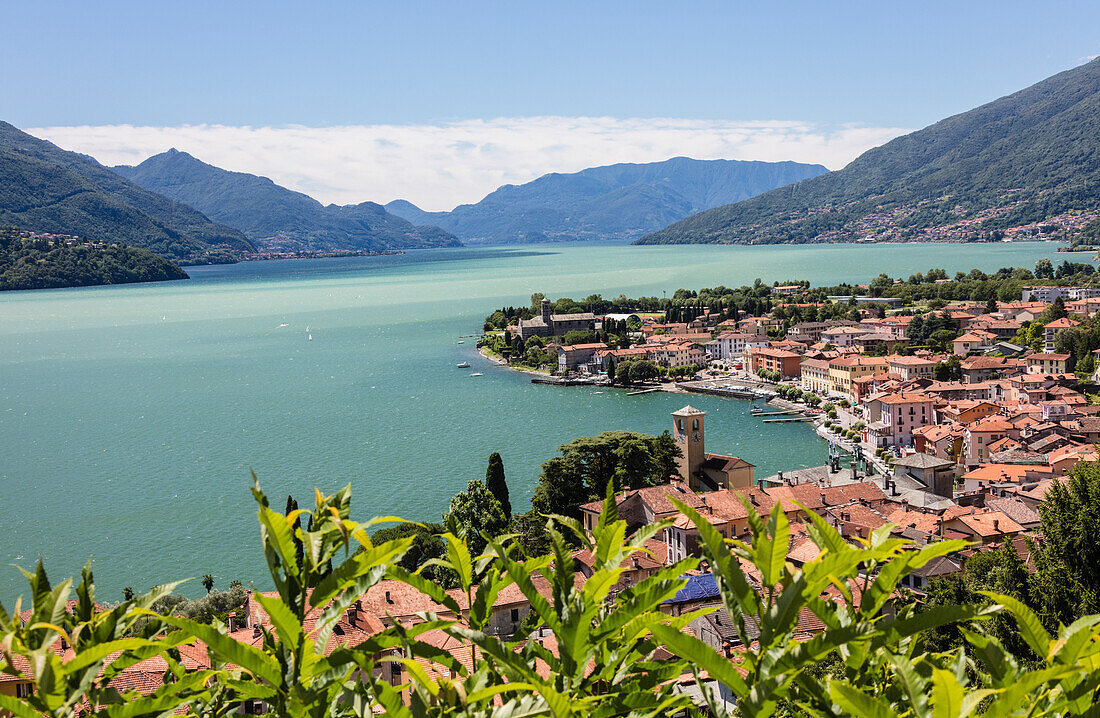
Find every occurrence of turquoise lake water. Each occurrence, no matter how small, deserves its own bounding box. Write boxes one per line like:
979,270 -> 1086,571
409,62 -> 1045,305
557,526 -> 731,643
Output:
0,242 -> 1074,601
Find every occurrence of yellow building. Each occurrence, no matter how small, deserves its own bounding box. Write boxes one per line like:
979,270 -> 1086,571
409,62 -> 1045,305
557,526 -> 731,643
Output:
828,355 -> 889,398
800,357 -> 832,395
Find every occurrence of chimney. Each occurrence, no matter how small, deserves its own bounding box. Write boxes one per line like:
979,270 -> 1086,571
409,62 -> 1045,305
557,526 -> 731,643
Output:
993,519 -> 1000,531
749,492 -> 758,506
851,461 -> 858,481
632,557 -> 640,568
820,491 -> 827,505
778,471 -> 784,484
385,590 -> 394,604
228,616 -> 235,632
253,625 -> 261,638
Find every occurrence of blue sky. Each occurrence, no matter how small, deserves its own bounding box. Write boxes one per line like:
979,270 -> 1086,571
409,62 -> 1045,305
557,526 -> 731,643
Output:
5,1 -> 1100,208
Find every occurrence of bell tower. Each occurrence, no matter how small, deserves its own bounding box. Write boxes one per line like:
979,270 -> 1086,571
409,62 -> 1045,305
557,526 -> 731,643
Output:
672,405 -> 706,487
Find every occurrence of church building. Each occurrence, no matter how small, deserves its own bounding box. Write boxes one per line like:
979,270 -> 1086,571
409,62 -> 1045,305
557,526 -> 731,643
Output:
671,405 -> 755,492
517,298 -> 597,340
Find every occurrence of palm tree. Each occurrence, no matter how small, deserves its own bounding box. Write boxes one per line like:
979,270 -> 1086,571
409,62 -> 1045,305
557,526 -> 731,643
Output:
122,587 -> 134,601
201,574 -> 215,593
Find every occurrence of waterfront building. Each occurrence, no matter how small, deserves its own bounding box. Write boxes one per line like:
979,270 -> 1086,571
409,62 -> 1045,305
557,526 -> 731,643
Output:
800,357 -> 832,395
827,355 -> 889,398
746,346 -> 802,380
706,331 -> 769,360
557,342 -> 608,373
863,392 -> 936,448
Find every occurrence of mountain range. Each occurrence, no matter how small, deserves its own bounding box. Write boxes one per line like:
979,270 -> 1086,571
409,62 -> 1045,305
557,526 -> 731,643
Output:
0,121 -> 253,263
113,151 -> 461,253
638,57 -> 1100,245
384,157 -> 827,244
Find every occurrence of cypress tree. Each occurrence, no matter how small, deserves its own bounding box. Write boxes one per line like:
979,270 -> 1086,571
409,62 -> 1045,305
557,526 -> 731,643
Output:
485,452 -> 511,519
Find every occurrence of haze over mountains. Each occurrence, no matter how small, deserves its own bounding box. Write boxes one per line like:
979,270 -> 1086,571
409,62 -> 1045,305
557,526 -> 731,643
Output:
113,150 -> 461,253
639,58 -> 1100,245
384,157 -> 827,244
0,121 -> 253,263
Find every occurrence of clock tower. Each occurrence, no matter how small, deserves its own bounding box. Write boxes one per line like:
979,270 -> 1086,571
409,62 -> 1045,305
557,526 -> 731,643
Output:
672,405 -> 706,488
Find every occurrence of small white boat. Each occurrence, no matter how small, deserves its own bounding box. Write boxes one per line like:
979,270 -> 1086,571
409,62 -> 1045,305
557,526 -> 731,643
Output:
308,334 -> 313,341
457,340 -> 465,344
457,361 -> 471,368
469,372 -> 483,377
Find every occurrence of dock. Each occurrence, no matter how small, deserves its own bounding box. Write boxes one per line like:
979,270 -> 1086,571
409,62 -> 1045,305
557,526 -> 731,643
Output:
626,388 -> 661,396
763,416 -> 812,423
531,376 -> 601,387
753,408 -> 802,416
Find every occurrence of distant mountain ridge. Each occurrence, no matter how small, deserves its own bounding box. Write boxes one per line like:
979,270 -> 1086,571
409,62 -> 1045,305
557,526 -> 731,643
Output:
113,150 -> 461,252
384,157 -> 828,244
0,121 -> 254,262
638,58 -> 1100,245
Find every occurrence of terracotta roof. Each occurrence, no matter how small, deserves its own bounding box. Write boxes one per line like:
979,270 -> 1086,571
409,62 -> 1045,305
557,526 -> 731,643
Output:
948,510 -> 1024,538
968,416 -> 1015,432
961,464 -> 1053,484
985,498 -> 1041,527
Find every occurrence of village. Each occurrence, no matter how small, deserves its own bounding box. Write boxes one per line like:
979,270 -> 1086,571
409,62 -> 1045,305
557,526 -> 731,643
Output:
485,280 -> 1100,588
8,277 -> 1100,711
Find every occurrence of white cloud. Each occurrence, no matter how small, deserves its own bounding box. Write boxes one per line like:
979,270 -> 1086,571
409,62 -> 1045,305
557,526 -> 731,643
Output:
28,118 -> 909,211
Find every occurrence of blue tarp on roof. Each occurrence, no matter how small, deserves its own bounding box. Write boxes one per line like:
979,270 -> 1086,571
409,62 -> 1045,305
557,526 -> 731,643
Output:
664,573 -> 719,604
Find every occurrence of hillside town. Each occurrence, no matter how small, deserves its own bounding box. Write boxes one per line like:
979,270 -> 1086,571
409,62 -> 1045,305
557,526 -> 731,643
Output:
485,280 -> 1100,582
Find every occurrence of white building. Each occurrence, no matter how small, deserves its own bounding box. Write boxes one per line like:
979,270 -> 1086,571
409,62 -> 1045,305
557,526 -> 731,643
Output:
706,331 -> 769,360
1022,286 -> 1100,303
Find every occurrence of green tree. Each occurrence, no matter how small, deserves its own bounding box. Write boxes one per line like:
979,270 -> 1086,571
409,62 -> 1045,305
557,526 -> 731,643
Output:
443,480 -> 508,557
1040,295 -> 1068,322
934,355 -> 963,381
201,574 -> 215,593
1033,461 -> 1100,627
562,329 -> 595,345
485,451 -> 511,519
369,521 -> 448,582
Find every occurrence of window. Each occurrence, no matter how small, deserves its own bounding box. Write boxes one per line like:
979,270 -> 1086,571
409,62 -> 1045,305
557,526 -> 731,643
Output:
692,419 -> 699,430
510,608 -> 520,623
16,683 -> 33,699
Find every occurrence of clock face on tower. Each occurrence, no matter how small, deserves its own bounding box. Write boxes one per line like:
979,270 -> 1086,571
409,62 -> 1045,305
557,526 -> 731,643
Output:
692,432 -> 701,442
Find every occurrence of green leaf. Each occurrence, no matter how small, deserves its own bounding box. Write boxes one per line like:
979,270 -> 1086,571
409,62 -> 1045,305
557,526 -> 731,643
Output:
828,680 -> 896,718
138,611 -> 280,684
978,591 -> 1050,659
647,622 -> 749,697
932,667 -> 964,718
